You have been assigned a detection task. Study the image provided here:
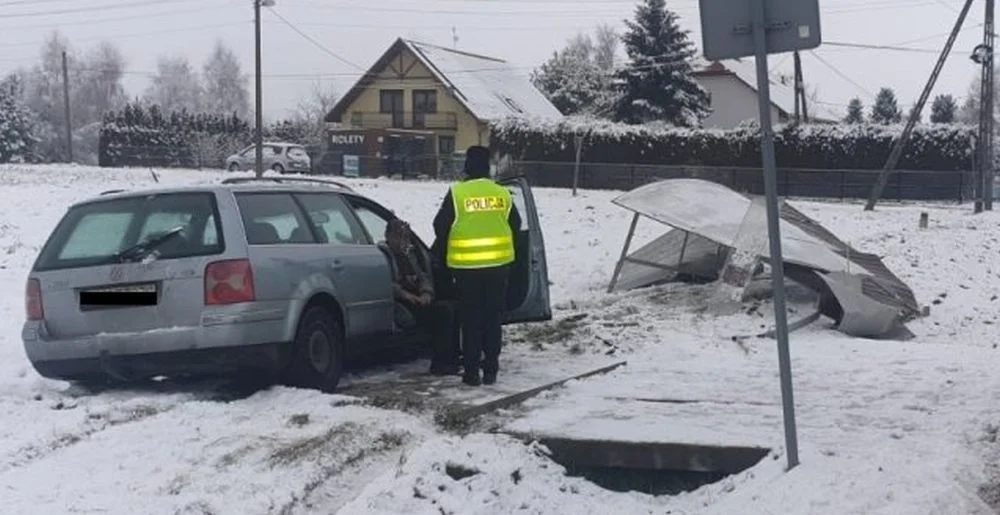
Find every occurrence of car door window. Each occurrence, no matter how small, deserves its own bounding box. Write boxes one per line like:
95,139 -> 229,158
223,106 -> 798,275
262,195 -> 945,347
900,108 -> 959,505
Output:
507,184 -> 531,231
352,204 -> 391,243
234,193 -> 315,245
295,193 -> 369,245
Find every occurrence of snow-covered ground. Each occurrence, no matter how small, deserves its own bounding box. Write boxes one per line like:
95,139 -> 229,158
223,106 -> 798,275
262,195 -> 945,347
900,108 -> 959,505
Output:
1,164 -> 1000,514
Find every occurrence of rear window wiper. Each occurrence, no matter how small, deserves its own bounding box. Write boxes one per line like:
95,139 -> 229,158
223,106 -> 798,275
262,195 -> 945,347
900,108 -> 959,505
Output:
112,226 -> 185,263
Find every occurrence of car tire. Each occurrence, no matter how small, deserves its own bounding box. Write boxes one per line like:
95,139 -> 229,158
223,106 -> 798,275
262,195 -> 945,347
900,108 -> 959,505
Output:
272,163 -> 285,174
285,306 -> 343,393
228,162 -> 240,172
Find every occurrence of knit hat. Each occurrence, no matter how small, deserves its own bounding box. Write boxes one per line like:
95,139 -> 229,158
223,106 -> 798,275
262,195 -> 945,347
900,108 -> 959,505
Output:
385,218 -> 411,240
463,145 -> 491,178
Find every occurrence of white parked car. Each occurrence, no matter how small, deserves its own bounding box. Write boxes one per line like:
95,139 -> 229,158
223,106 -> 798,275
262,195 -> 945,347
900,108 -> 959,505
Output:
226,143 -> 311,174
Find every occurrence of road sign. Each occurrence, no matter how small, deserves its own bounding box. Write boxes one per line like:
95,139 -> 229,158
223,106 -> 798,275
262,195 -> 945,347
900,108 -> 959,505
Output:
698,0 -> 821,61
698,0 -> 821,471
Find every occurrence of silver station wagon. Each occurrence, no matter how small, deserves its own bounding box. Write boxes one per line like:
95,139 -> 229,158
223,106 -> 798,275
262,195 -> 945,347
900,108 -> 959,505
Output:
22,176 -> 551,392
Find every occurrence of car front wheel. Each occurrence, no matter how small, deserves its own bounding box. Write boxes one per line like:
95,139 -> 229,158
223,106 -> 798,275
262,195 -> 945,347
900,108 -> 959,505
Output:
284,306 -> 343,393
272,163 -> 285,174
228,162 -> 240,172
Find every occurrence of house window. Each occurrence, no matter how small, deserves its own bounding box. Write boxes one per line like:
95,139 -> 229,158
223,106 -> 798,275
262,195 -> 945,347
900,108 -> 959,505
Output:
438,135 -> 455,155
412,90 -> 437,128
379,89 -> 404,128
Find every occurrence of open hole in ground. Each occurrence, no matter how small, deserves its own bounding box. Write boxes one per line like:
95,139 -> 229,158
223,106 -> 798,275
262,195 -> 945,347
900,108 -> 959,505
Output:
511,435 -> 770,496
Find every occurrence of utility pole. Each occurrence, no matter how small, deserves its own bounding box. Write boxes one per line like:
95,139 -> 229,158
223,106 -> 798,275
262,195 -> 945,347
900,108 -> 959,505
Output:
253,0 -> 275,178
793,51 -> 808,123
61,51 -> 73,163
978,0 -> 996,211
864,0 -> 975,211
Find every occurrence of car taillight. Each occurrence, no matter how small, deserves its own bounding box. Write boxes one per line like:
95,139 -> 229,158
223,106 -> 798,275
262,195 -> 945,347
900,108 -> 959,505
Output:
26,278 -> 43,321
205,259 -> 255,305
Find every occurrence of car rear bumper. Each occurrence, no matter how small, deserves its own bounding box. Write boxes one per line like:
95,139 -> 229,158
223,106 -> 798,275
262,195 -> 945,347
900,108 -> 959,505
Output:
284,163 -> 311,173
22,304 -> 293,380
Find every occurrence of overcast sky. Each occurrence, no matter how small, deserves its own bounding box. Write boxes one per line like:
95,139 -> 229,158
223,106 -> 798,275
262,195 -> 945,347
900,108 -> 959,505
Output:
0,0 -> 989,121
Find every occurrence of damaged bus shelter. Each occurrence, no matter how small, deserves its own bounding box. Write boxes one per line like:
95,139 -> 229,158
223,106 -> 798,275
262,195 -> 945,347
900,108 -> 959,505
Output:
607,179 -> 923,340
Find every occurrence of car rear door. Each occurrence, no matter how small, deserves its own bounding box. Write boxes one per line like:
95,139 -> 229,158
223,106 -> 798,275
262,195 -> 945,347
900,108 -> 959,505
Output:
292,192 -> 394,348
498,176 -> 552,324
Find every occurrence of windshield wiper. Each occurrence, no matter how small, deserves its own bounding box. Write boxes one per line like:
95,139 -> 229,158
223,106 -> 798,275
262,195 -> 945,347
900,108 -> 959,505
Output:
112,226 -> 185,263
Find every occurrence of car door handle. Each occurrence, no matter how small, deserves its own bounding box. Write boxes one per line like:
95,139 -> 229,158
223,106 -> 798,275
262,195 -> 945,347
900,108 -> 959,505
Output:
330,260 -> 344,271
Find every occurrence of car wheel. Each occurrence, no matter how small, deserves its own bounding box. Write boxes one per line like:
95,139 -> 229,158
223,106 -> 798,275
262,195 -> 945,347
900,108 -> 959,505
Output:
228,162 -> 240,172
272,163 -> 285,174
285,306 -> 343,393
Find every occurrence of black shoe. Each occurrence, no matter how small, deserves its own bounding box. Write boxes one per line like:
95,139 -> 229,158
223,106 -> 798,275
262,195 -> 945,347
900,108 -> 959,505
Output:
482,372 -> 497,385
462,373 -> 481,386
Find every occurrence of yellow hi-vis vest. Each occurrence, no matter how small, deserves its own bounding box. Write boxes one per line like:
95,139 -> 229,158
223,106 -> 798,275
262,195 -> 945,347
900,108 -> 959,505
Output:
446,178 -> 515,269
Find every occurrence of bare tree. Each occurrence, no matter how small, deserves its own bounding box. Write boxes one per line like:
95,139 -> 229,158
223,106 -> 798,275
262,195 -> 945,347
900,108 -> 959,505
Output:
593,23 -> 619,70
21,31 -> 76,161
144,56 -> 202,113
74,41 -> 126,125
202,39 -> 249,118
293,81 -> 339,146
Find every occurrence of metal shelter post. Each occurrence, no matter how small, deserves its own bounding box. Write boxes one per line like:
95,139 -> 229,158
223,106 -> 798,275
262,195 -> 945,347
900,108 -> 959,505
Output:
607,212 -> 640,293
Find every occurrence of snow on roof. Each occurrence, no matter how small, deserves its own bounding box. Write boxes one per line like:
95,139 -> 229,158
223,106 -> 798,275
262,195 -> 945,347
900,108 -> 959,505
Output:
402,39 -> 563,122
693,58 -> 839,122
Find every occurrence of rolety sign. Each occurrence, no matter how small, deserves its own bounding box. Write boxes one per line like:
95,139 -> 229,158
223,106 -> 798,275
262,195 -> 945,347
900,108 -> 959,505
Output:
330,133 -> 364,146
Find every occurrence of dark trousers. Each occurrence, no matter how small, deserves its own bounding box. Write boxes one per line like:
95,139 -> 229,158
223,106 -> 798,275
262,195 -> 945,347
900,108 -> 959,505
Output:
454,266 -> 509,377
407,300 -> 459,370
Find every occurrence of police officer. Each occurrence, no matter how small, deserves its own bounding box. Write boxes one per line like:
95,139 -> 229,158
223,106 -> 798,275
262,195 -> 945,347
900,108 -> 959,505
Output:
433,145 -> 521,386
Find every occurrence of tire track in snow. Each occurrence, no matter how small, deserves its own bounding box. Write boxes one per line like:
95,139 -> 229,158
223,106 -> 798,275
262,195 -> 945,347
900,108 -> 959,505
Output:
1,378 -> 265,474
0,400 -> 178,474
268,425 -> 412,515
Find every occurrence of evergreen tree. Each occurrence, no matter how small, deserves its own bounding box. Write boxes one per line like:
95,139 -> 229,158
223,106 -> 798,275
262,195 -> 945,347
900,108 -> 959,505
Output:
870,87 -> 902,124
613,0 -> 709,126
0,74 -> 38,163
930,94 -> 957,123
844,97 -> 864,124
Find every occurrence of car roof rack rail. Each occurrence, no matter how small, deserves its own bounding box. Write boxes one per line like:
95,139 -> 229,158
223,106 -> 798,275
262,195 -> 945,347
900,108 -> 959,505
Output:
220,176 -> 355,192
100,189 -> 127,195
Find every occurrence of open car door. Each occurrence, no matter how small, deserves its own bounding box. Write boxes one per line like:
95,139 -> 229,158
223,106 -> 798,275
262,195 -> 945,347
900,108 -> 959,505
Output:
497,175 -> 552,324
427,176 -> 552,324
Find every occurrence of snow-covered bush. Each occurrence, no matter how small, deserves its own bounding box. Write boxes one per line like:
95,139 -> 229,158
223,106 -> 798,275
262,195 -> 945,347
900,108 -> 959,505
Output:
491,116 -> 975,171
98,103 -> 251,168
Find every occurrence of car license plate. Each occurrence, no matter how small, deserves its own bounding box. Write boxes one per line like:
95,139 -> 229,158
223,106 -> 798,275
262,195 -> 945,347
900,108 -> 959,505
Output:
80,282 -> 158,307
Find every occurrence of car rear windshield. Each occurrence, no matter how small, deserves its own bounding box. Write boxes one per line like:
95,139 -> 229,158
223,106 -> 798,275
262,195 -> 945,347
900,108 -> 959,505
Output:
287,146 -> 308,159
34,192 -> 225,271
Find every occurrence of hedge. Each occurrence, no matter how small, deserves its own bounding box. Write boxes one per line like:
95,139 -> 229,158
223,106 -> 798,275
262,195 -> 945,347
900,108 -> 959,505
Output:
490,116 -> 976,171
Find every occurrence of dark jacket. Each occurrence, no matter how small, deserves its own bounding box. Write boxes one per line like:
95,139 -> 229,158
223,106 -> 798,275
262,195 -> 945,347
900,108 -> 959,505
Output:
378,242 -> 434,302
432,180 -> 523,250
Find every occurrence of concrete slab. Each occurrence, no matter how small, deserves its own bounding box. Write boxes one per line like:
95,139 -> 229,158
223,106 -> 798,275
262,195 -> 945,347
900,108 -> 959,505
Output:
339,351 -> 624,418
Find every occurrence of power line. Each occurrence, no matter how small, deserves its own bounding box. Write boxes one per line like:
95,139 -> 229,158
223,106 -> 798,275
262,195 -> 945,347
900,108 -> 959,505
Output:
824,41 -> 940,54
0,2 -> 243,32
298,4 -> 635,16
0,21 -> 249,50
265,7 -> 366,72
893,23 -> 984,44
0,0 -> 197,19
806,50 -> 874,98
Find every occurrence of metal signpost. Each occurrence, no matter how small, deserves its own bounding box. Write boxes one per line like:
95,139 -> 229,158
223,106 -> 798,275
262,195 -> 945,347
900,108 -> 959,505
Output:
699,0 -> 822,470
